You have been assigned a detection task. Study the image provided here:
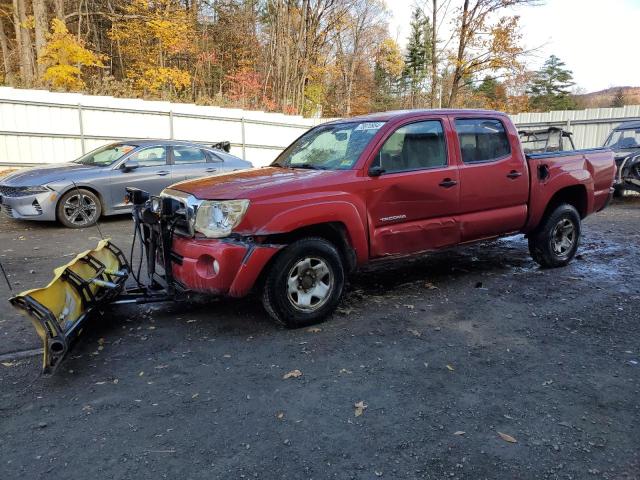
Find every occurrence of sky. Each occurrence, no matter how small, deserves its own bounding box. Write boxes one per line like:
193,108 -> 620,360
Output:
387,0 -> 640,93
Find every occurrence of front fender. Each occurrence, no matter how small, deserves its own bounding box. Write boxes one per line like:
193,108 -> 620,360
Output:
253,200 -> 369,265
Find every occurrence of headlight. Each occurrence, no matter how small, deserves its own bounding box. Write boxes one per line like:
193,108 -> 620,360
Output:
194,199 -> 250,238
24,186 -> 50,194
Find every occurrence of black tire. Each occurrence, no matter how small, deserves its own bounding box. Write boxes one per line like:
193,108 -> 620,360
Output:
613,185 -> 625,198
528,203 -> 581,268
262,237 -> 345,328
57,188 -> 102,228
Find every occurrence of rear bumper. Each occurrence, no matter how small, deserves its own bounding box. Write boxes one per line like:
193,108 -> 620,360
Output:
170,236 -> 282,297
0,190 -> 57,221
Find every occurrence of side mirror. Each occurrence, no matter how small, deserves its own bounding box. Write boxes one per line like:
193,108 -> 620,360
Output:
368,165 -> 385,177
122,160 -> 139,172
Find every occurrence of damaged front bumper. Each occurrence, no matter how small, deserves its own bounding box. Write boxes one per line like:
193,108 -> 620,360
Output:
171,236 -> 282,297
9,240 -> 129,374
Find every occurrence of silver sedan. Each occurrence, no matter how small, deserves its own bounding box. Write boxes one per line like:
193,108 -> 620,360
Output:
0,140 -> 252,228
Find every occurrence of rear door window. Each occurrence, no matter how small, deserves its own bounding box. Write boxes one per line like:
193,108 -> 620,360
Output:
455,119 -> 511,163
173,146 -> 208,164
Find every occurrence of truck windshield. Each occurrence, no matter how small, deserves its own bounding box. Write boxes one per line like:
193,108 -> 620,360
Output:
272,121 -> 385,170
604,129 -> 640,149
74,144 -> 137,167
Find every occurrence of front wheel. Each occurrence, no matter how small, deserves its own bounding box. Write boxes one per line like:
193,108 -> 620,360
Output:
57,188 -> 102,228
262,237 -> 345,328
528,203 -> 581,268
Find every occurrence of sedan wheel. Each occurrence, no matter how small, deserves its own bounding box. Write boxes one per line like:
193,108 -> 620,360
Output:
57,189 -> 102,228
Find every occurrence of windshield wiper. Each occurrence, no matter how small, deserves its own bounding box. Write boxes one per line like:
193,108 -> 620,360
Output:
289,164 -> 328,170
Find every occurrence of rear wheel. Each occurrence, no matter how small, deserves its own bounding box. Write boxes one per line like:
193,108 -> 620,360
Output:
262,237 -> 345,328
528,203 -> 581,268
57,188 -> 102,228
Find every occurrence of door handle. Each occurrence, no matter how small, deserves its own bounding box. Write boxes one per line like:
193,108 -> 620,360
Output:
205,168 -> 218,173
507,170 -> 522,179
438,178 -> 458,188
156,170 -> 170,176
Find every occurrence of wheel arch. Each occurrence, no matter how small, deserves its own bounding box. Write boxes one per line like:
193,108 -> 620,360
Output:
261,221 -> 358,274
542,184 -> 588,220
56,185 -> 105,221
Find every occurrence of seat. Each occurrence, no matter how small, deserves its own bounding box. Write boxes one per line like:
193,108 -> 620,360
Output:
401,133 -> 445,169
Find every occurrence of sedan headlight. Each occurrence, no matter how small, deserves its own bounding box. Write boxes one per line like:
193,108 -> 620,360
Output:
24,185 -> 51,194
194,199 -> 250,238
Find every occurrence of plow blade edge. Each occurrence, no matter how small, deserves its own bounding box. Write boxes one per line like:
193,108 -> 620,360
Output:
9,240 -> 129,374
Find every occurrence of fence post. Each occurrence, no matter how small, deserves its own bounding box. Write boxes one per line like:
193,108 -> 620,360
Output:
241,117 -> 246,160
77,103 -> 86,154
169,110 -> 174,139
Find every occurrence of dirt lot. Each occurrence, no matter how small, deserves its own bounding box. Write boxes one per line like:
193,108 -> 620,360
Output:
1,199 -> 639,480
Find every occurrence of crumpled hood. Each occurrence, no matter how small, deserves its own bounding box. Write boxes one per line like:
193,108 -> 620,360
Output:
169,167 -> 342,200
0,163 -> 96,186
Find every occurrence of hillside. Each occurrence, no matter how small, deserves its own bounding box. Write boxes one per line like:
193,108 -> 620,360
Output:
575,87 -> 640,108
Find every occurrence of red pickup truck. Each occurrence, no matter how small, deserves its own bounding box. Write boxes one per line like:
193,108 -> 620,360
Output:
149,109 -> 614,327
10,109 -> 617,372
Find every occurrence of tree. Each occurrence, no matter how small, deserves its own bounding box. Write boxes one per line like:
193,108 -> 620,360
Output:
373,37 -> 403,111
262,0 -> 348,114
108,0 -> 196,97
403,7 -> 431,106
12,0 -> 35,86
474,75 -> 507,109
333,0 -> 387,116
528,54 -> 576,111
447,0 -> 537,107
39,18 -> 104,90
0,6 -> 12,83
33,0 -> 47,76
611,88 -> 625,108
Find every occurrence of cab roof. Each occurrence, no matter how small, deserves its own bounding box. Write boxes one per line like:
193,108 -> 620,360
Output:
324,109 -> 508,124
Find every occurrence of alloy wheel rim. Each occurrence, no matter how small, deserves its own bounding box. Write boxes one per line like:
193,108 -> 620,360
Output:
63,194 -> 97,226
286,257 -> 334,312
551,218 -> 575,256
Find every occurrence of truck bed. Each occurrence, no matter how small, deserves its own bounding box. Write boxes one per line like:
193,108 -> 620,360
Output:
524,147 -> 615,232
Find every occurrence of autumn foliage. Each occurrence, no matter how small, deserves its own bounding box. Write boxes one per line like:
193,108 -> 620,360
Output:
0,0 -> 585,116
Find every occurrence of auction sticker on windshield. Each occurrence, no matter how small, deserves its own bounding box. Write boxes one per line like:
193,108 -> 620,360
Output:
355,122 -> 385,131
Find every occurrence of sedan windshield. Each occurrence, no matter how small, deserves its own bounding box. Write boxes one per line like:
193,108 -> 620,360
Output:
74,144 -> 137,167
604,129 -> 640,149
272,121 -> 386,170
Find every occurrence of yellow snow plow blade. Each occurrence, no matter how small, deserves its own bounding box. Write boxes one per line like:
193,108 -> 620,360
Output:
9,239 -> 129,374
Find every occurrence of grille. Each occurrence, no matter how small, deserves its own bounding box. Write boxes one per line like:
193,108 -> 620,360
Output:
0,186 -> 30,198
160,189 -> 199,237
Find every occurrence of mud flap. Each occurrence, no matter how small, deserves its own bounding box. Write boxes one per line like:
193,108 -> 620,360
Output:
9,240 -> 129,374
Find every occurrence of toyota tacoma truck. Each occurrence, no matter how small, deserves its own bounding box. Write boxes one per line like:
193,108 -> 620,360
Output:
10,109 -> 615,373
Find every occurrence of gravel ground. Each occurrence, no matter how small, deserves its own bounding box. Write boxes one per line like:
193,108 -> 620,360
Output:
0,198 -> 639,480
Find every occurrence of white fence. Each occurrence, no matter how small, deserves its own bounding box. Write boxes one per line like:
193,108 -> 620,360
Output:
0,87 -> 327,167
510,105 -> 640,149
1,87 -> 639,168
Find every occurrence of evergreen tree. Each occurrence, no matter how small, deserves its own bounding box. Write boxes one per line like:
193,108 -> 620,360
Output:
475,75 -> 507,109
528,55 -> 576,111
402,7 -> 432,105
